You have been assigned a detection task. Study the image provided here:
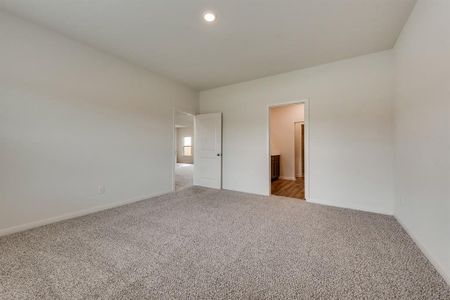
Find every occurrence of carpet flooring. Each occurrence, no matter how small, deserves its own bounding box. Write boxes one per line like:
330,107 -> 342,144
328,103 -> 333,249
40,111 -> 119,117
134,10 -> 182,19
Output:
1,187 -> 449,299
174,163 -> 193,191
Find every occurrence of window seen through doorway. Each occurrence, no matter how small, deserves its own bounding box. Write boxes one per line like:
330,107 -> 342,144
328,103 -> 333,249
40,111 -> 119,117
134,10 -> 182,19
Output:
183,136 -> 192,156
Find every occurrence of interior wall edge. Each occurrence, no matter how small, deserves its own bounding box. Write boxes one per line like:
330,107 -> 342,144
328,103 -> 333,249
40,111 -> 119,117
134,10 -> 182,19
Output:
391,0 -> 450,285
395,215 -> 450,285
308,198 -> 394,216
0,190 -> 170,238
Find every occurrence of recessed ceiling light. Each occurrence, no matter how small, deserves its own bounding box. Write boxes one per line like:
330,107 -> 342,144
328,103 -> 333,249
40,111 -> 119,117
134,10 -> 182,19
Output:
203,11 -> 216,23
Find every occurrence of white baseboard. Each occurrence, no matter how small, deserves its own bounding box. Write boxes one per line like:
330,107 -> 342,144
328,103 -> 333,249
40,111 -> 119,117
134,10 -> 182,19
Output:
307,198 -> 393,215
0,191 -> 169,237
279,176 -> 296,181
395,215 -> 450,286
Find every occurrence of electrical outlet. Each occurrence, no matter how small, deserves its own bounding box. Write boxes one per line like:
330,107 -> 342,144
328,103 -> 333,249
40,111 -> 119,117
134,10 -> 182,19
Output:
97,185 -> 105,195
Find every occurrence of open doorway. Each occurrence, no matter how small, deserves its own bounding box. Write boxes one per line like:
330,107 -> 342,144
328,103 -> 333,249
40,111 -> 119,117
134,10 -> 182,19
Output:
174,111 -> 194,191
269,102 -> 306,200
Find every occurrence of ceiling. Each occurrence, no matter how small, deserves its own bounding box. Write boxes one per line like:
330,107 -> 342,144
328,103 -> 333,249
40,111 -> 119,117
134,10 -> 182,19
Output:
0,0 -> 416,90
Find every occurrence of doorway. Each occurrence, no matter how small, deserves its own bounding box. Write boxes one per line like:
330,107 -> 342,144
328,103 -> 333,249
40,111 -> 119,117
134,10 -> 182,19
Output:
174,111 -> 194,191
173,111 -> 223,191
269,102 -> 307,200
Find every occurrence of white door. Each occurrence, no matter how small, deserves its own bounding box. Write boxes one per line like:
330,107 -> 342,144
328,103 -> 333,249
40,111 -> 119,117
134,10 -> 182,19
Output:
194,113 -> 222,189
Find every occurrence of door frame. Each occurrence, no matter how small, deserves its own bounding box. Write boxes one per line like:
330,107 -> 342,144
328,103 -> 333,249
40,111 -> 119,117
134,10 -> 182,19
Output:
294,121 -> 305,178
172,109 -> 195,192
267,99 -> 310,200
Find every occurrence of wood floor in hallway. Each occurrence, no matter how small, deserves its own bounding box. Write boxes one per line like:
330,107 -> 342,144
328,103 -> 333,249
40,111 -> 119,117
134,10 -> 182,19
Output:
271,177 -> 305,200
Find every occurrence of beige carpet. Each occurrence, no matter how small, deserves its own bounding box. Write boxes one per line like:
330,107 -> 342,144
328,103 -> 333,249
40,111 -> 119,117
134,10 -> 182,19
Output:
175,163 -> 193,191
1,187 -> 449,299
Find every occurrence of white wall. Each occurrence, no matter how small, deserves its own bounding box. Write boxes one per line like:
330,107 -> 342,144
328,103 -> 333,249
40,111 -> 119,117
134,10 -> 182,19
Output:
0,12 -> 197,234
176,127 -> 194,164
270,104 -> 304,179
175,111 -> 194,128
393,0 -> 450,283
200,51 -> 396,214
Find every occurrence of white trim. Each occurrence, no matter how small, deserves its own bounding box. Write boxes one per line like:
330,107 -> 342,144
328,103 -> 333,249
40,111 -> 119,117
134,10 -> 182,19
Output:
308,198 -> 393,215
268,99 -> 310,200
172,109 -> 176,192
0,191 -> 169,237
395,216 -> 450,286
294,121 -> 305,178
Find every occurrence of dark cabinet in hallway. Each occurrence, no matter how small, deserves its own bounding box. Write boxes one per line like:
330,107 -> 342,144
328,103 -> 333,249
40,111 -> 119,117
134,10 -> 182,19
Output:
271,155 -> 280,181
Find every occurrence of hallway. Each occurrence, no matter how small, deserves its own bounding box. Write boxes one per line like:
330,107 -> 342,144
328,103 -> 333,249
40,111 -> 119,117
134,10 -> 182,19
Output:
175,163 -> 193,191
